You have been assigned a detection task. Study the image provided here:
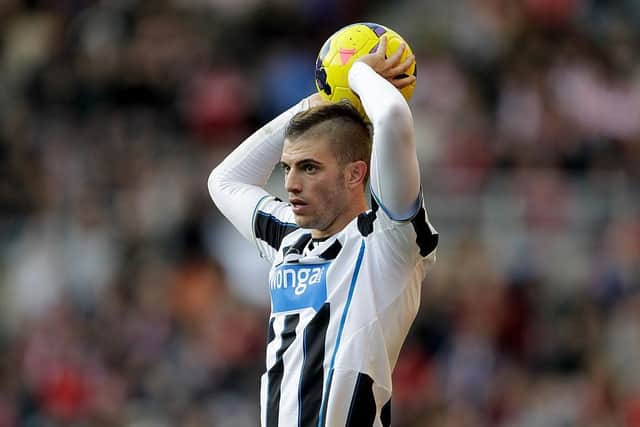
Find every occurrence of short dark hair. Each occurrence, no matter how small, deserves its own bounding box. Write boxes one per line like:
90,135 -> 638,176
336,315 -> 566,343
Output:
285,101 -> 372,180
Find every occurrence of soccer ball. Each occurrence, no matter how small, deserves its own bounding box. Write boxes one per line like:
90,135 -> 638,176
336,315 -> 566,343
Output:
315,23 -> 417,114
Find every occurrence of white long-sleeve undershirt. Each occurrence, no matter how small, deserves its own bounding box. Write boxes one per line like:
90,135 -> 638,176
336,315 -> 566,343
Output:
208,62 -> 422,242
349,61 -> 421,220
208,98 -> 310,241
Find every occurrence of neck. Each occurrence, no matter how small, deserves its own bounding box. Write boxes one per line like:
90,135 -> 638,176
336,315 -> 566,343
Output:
311,192 -> 368,239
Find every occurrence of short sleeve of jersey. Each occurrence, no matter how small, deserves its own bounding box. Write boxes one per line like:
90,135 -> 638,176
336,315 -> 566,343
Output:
366,188 -> 439,263
252,196 -> 300,264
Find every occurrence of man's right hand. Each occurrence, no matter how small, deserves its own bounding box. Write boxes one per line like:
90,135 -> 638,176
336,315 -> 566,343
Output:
354,35 -> 416,90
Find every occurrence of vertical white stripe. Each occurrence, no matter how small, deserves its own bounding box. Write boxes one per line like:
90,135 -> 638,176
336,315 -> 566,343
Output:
260,373 -> 268,427
324,368 -> 358,425
318,240 -> 366,426
261,315 -> 283,427
265,315 -> 284,370
277,312 -> 308,426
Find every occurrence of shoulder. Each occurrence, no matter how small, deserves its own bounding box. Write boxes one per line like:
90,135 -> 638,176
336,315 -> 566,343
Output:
346,194 -> 438,260
253,196 -> 298,252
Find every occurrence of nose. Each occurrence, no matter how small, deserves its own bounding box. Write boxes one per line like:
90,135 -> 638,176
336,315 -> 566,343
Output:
285,169 -> 302,194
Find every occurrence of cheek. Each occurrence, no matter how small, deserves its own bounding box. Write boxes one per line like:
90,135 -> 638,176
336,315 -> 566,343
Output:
305,172 -> 345,205
318,178 -> 345,206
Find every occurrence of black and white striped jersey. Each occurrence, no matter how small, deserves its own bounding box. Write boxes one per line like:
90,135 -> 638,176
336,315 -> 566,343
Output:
252,193 -> 437,427
208,61 -> 437,426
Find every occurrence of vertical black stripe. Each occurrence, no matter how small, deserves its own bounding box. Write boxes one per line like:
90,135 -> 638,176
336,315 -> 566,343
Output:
255,211 -> 298,250
380,399 -> 391,427
298,303 -> 330,427
266,314 -> 300,427
411,206 -> 438,257
267,317 -> 276,344
345,372 -> 376,427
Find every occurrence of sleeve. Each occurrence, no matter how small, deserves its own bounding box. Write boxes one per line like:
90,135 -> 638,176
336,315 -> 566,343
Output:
252,196 -> 298,263
349,62 -> 438,262
348,61 -> 422,221
208,97 -> 309,259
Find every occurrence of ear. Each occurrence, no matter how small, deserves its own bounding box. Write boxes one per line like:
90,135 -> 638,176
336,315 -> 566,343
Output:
344,160 -> 368,189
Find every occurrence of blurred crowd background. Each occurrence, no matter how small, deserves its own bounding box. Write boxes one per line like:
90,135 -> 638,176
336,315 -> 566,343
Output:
1,0 -> 639,426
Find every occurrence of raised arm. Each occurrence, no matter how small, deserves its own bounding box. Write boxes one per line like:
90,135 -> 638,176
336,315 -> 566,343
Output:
208,97 -> 311,241
348,37 -> 421,220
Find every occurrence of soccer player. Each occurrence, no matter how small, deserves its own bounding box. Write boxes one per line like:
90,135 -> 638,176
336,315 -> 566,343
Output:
208,36 -> 438,427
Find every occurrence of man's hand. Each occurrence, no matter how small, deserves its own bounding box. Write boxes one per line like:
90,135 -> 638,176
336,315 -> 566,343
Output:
354,35 -> 416,90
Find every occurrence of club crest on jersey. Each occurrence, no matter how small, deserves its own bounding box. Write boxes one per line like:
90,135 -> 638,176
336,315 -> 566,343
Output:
269,262 -> 329,313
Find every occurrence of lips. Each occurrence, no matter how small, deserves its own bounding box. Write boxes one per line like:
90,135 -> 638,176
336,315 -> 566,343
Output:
289,198 -> 308,214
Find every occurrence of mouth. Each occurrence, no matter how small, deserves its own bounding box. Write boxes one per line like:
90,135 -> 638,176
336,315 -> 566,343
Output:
289,198 -> 309,214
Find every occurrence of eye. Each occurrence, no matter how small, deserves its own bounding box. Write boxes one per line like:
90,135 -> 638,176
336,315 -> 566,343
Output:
281,163 -> 290,174
303,164 -> 317,173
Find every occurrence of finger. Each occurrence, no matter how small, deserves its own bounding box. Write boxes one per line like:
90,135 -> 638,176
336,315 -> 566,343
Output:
385,54 -> 415,78
385,43 -> 406,69
375,35 -> 388,57
391,75 -> 416,89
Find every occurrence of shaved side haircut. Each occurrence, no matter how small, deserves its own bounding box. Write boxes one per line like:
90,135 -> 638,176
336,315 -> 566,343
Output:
285,101 -> 372,182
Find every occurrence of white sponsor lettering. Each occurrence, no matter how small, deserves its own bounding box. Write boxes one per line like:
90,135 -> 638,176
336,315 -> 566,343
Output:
270,266 -> 325,296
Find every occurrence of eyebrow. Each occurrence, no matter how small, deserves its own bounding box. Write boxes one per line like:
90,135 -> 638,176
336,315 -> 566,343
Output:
279,158 -> 323,168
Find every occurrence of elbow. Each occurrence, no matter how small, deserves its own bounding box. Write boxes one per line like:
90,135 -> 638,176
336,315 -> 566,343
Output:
374,100 -> 413,139
207,167 -> 224,207
386,100 -> 412,125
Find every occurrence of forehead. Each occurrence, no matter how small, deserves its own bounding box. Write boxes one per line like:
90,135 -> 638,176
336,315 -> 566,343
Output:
282,135 -> 336,163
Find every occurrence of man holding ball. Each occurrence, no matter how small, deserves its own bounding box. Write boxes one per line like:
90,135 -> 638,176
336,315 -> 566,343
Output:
209,35 -> 438,426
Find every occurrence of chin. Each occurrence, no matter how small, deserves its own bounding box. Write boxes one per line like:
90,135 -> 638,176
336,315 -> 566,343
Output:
293,215 -> 310,228
294,216 -> 322,231
297,220 -> 317,230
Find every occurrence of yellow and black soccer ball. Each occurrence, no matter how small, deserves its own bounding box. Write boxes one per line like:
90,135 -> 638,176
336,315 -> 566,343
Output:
315,23 -> 417,113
